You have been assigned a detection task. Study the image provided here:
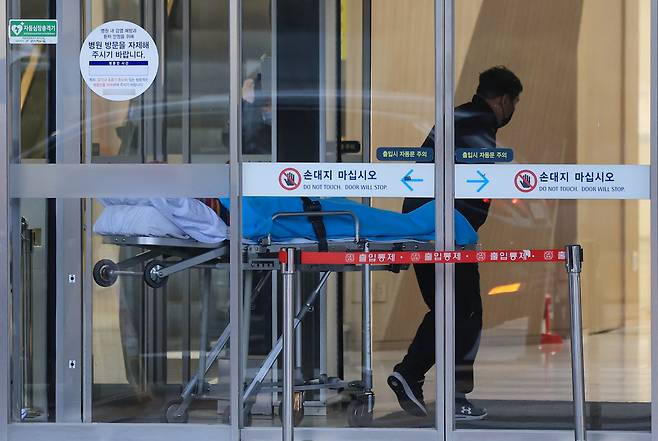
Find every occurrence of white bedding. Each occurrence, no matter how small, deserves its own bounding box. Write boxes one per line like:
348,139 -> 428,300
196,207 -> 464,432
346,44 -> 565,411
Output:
94,198 -> 229,243
94,205 -> 189,239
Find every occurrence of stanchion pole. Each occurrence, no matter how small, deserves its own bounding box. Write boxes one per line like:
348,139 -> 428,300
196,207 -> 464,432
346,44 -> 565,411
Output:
566,245 -> 586,441
282,248 -> 295,441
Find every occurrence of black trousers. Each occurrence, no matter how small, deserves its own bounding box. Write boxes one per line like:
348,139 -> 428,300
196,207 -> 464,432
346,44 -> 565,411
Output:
398,197 -> 483,394
396,263 -> 482,394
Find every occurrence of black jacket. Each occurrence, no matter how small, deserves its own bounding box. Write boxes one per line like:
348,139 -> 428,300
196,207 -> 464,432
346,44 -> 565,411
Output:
402,95 -> 497,231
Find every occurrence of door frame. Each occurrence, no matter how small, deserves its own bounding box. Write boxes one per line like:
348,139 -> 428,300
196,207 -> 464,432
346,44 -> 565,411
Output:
0,0 -> 657,441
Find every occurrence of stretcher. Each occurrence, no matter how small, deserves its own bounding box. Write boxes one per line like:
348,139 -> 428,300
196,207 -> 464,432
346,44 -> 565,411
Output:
92,197 -> 477,426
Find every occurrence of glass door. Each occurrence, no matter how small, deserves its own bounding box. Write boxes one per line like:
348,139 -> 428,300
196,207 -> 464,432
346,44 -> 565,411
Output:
237,1 -> 446,440
5,0 -> 233,436
447,0 -> 654,439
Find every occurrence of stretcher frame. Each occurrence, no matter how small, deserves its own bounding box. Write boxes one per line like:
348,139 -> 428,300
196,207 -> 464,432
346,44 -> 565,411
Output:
92,210 -> 438,426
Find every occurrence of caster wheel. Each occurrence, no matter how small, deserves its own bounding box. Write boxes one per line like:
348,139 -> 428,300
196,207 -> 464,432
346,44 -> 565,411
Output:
144,260 -> 169,289
278,391 -> 304,427
222,405 -> 253,426
164,400 -> 189,423
346,400 -> 373,427
93,259 -> 118,287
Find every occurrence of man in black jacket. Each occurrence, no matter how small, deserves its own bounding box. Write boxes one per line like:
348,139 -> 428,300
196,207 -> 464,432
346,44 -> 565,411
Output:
387,66 -> 523,420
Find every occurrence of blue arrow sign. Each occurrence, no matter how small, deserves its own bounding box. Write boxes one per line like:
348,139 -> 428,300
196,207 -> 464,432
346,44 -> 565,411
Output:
401,169 -> 424,191
466,170 -> 490,192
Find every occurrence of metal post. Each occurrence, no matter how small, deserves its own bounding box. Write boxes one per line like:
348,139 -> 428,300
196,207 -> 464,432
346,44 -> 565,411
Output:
282,248 -> 295,441
228,0 -> 243,435
271,269 -> 279,410
436,0 -> 449,435
566,245 -> 586,441
182,273 -> 191,383
361,0 -> 372,210
271,0 -> 278,161
294,270 -> 303,384
196,269 -> 211,394
242,271 -> 253,387
361,244 -> 373,396
181,0 -> 191,163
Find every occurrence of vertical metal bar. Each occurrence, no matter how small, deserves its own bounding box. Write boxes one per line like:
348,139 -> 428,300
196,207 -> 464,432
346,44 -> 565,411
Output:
566,245 -> 587,441
294,271 -> 302,382
182,273 -> 191,383
271,0 -> 278,162
650,0 -> 658,441
319,0 -> 327,162
196,269 -> 211,393
271,269 -> 279,408
229,0 -> 243,436
8,0 -> 21,424
82,198 -> 92,422
361,0 -> 371,167
55,0 -> 83,422
361,243 -> 372,392
143,0 -> 155,162
319,275 -> 328,403
282,248 -> 295,441
242,271 -> 253,388
182,0 -> 191,163
0,0 -> 9,432
82,2 -> 93,421
322,0 -> 338,165
437,0 -> 449,437
144,286 -> 154,387
271,271 -> 279,410
155,0 -> 167,162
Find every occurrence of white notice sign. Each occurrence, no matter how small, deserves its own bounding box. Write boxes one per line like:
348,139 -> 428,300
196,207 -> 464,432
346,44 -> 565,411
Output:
243,163 -> 650,199
243,163 -> 435,197
456,164 -> 650,199
79,20 -> 159,101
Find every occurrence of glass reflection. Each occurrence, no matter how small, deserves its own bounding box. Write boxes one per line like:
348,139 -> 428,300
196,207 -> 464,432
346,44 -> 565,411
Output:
454,0 -> 651,431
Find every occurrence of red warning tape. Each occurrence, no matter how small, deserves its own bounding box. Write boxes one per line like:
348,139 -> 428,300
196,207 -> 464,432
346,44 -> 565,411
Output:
279,249 -> 566,265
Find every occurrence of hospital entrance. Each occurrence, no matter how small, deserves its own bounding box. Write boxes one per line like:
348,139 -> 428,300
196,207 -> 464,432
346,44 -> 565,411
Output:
2,0 -> 656,441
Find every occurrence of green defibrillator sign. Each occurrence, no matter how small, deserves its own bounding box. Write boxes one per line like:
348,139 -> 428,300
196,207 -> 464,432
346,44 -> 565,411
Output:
9,19 -> 58,44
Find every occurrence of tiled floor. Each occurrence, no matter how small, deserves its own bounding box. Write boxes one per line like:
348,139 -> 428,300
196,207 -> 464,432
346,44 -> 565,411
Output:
340,318 -> 651,418
91,318 -> 651,431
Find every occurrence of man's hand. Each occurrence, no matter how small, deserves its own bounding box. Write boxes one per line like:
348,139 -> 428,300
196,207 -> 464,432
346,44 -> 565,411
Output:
242,78 -> 255,103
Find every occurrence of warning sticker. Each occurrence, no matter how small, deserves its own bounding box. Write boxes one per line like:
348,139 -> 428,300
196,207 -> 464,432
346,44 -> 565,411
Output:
514,170 -> 537,193
278,168 -> 302,191
457,164 -> 650,200
79,20 -> 159,101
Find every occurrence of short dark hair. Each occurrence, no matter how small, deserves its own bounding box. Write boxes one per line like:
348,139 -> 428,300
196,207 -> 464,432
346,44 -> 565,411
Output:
476,66 -> 523,100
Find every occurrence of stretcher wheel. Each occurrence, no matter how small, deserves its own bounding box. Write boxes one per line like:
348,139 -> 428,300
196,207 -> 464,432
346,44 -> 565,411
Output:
93,259 -> 119,287
164,399 -> 189,423
278,391 -> 304,426
346,400 -> 373,427
144,260 -> 169,289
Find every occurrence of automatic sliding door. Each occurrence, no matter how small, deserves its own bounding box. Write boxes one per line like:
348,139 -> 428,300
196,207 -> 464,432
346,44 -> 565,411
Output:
7,0 -> 233,430
450,0 -> 652,434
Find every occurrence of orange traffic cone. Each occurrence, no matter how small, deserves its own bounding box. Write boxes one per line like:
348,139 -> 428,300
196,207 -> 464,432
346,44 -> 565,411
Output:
539,293 -> 563,355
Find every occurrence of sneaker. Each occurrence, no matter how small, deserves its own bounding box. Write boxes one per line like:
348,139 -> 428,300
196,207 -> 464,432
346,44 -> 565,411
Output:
387,371 -> 428,417
455,397 -> 487,420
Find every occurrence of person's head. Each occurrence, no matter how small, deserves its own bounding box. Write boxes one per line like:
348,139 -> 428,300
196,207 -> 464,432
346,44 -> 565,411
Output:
476,66 -> 523,128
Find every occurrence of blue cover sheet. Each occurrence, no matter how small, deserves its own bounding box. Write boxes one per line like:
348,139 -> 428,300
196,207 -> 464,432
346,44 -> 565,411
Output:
221,197 -> 478,246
